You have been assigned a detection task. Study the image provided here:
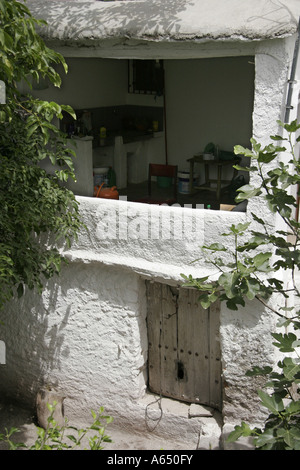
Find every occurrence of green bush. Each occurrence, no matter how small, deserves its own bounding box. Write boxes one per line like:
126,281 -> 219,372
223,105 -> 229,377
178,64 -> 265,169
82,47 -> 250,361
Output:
0,0 -> 83,309
0,403 -> 113,450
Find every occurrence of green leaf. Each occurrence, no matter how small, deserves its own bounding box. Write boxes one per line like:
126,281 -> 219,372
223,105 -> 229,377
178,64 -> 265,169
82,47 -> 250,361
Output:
229,222 -> 251,234
254,428 -> 277,449
284,400 -> 300,415
26,123 -> 39,138
281,357 -> 300,381
245,278 -> 261,300
235,185 -> 262,202
226,421 -> 255,442
234,145 -> 254,158
0,110 -> 6,122
218,271 -> 240,298
257,390 -> 284,414
246,366 -> 273,377
270,134 -> 288,141
277,426 -> 300,449
198,293 -> 213,310
257,151 -> 277,164
226,296 -> 245,310
252,252 -> 272,272
232,164 -> 250,172
202,243 -> 226,251
283,119 -> 300,133
250,137 -> 262,153
251,212 -> 265,226
272,333 -> 298,352
61,104 -> 76,120
66,434 -> 78,443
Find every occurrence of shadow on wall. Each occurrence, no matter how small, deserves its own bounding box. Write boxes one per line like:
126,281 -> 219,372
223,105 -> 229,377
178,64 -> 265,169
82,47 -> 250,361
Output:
31,0 -> 189,41
0,278 -> 72,408
29,0 -> 299,44
0,261 -> 148,415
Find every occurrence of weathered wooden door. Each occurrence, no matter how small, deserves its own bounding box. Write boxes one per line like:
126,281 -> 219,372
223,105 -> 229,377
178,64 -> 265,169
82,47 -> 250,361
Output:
146,281 -> 222,410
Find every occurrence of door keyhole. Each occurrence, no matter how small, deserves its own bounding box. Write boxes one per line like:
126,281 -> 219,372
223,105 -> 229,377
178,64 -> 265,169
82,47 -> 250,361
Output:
177,361 -> 184,380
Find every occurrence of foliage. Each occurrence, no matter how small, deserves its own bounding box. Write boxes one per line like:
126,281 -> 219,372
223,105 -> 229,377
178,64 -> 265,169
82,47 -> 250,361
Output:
0,0 -> 82,309
0,402 -> 113,450
182,120 -> 300,449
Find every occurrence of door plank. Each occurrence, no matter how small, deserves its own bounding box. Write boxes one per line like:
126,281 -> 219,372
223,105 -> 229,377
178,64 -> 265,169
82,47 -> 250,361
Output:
147,281 -> 162,395
146,281 -> 222,409
160,284 -> 179,399
178,288 -> 210,404
208,300 -> 222,409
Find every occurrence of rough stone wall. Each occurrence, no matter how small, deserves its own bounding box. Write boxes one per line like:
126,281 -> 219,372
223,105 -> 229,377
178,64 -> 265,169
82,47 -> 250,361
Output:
0,198 -> 273,432
0,261 -> 148,420
0,36 -> 298,442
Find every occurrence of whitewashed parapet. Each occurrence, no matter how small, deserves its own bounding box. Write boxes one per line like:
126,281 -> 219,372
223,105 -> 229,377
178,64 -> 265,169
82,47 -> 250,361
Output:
64,196 -> 247,284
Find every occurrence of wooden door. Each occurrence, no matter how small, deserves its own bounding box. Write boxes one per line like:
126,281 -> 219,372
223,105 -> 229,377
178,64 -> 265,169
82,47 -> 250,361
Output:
146,281 -> 222,410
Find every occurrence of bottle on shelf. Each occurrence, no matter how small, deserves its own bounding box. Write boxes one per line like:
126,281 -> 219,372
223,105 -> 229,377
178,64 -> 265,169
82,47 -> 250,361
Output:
100,125 -> 107,146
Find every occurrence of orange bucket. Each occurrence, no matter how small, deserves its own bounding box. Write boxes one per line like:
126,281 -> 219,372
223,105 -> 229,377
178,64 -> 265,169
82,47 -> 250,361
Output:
94,183 -> 119,200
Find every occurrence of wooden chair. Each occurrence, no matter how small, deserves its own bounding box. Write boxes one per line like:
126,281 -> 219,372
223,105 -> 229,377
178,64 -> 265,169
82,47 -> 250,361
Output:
136,163 -> 178,205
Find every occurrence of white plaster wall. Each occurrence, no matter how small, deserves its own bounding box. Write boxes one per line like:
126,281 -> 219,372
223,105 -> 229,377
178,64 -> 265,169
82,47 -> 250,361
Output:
0,197 -> 275,431
68,198 -> 243,281
164,57 -> 255,172
33,57 -> 164,110
248,39 -> 295,227
33,58 -> 128,109
0,259 -> 148,423
1,35 -> 298,443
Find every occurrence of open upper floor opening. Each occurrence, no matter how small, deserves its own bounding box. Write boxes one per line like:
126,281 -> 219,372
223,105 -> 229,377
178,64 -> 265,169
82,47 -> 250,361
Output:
36,56 -> 255,212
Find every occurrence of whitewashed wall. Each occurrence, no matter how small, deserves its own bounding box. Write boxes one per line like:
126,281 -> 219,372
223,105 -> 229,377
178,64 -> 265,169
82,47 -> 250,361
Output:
0,201 -> 247,445
164,57 -> 255,170
35,58 -> 129,109
0,36 -> 298,448
0,199 -> 281,444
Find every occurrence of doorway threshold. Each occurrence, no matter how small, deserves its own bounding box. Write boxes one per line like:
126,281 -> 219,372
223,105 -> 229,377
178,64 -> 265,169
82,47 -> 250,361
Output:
138,392 -> 222,450
140,392 -> 214,419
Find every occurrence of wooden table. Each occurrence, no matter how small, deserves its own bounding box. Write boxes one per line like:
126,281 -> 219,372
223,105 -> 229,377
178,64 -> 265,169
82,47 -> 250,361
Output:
187,154 -> 240,200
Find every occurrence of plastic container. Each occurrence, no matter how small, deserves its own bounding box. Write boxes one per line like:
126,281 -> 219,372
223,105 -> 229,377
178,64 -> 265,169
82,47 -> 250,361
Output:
157,176 -> 172,188
178,171 -> 198,194
107,167 -> 116,187
100,126 -> 107,146
93,167 -> 109,187
100,126 -> 106,139
94,183 -> 119,200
